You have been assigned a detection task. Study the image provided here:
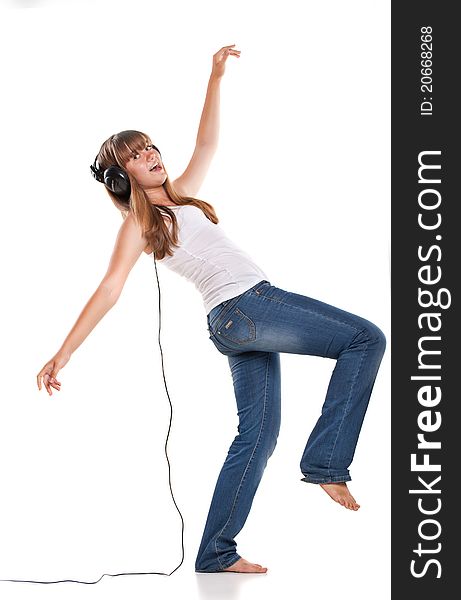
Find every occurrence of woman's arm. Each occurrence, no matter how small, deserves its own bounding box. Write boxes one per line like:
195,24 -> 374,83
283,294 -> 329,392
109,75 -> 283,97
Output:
172,44 -> 240,197
58,284 -> 118,357
37,214 -> 148,395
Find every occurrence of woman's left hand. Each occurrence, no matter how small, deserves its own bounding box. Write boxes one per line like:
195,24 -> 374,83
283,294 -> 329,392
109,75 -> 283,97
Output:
211,44 -> 241,79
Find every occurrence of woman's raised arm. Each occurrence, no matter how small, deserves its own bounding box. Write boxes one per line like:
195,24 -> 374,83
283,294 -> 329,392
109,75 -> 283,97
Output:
172,44 -> 241,197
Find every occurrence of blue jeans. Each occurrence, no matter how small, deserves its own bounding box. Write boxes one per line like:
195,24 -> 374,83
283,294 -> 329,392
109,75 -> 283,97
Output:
195,280 -> 386,572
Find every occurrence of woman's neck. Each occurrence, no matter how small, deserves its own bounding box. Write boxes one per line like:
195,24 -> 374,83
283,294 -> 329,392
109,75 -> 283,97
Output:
145,186 -> 171,205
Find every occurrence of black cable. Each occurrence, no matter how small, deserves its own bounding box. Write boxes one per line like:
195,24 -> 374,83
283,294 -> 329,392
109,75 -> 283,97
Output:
0,255 -> 185,584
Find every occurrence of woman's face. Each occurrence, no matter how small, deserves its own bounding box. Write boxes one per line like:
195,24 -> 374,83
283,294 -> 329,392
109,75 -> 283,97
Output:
124,143 -> 167,189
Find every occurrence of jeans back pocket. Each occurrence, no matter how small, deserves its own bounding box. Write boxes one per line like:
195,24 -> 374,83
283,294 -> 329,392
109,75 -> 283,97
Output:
215,306 -> 256,345
208,296 -> 239,332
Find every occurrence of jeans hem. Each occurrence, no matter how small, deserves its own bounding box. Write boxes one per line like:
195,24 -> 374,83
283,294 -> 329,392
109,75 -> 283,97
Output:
300,474 -> 351,484
195,554 -> 242,573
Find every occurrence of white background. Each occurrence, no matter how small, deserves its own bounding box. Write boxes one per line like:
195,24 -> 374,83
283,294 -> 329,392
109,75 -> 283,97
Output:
0,1 -> 390,598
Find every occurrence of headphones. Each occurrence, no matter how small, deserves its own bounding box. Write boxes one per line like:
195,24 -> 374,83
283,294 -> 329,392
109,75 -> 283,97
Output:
90,144 -> 162,201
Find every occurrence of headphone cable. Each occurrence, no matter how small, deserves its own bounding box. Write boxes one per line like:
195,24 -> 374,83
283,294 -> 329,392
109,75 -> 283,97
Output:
0,255 -> 185,585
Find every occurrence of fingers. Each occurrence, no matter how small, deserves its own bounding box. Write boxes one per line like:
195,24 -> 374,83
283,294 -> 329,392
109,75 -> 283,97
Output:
50,380 -> 61,395
216,44 -> 241,59
44,374 -> 61,396
37,369 -> 61,396
224,44 -> 240,57
37,368 -> 48,392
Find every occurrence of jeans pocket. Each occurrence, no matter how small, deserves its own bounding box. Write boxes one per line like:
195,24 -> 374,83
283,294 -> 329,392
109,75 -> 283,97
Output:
208,298 -> 238,333
214,306 -> 256,345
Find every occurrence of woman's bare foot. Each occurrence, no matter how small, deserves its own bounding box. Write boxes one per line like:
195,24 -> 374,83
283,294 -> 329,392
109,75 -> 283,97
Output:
319,482 -> 360,510
223,557 -> 268,573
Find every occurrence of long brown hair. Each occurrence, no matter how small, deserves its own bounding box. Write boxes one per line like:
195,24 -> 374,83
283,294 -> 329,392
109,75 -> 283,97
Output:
95,130 -> 219,259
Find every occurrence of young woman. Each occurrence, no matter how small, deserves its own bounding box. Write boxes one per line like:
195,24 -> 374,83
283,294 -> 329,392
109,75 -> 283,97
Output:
37,45 -> 386,574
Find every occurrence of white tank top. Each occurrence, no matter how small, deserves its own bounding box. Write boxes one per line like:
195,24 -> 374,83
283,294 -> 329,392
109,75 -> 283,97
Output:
154,205 -> 269,315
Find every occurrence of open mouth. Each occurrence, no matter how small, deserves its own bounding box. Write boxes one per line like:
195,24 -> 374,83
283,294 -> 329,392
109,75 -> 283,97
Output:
149,162 -> 162,172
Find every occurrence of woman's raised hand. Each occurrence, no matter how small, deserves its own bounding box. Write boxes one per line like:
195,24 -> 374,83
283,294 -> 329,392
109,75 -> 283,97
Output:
36,350 -> 71,396
211,44 -> 241,79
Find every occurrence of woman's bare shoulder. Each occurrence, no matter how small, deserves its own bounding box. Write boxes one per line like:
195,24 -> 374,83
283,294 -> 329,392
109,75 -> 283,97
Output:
122,212 -> 152,255
100,212 -> 151,295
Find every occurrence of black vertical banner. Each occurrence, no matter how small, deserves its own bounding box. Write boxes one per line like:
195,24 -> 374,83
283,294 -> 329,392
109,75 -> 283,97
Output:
392,1 -> 458,597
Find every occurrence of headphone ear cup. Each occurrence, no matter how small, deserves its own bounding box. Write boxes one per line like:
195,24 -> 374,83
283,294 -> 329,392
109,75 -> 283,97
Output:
104,165 -> 131,200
